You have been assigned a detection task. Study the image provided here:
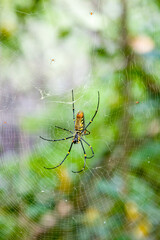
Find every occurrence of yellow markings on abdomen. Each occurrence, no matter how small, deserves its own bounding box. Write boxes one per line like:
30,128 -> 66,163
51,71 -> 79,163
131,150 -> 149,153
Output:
75,111 -> 84,132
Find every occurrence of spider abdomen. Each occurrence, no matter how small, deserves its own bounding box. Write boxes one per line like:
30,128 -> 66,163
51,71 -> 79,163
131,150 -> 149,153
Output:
75,111 -> 85,132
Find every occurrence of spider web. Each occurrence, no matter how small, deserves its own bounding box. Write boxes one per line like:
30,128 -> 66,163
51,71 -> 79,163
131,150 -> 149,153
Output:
0,0 -> 160,240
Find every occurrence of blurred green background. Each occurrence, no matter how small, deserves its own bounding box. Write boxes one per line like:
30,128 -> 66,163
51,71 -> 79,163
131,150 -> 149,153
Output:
0,0 -> 160,239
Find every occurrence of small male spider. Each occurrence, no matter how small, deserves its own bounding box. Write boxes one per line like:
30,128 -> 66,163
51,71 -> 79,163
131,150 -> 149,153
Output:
40,90 -> 100,173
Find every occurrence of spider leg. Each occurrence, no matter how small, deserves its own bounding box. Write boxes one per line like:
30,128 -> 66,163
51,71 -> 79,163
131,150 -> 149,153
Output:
44,142 -> 74,169
81,137 -> 94,159
55,126 -> 73,134
83,91 -> 100,132
72,140 -> 87,173
84,129 -> 90,135
40,136 -> 73,142
72,90 -> 75,126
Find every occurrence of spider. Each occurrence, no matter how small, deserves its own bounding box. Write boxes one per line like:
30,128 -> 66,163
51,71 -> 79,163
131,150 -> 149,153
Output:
40,90 -> 100,173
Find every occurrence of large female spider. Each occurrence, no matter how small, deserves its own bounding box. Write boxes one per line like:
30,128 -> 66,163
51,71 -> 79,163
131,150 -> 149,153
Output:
40,90 -> 100,173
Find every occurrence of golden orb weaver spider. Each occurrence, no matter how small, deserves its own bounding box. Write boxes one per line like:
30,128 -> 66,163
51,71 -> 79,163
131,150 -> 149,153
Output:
40,90 -> 100,173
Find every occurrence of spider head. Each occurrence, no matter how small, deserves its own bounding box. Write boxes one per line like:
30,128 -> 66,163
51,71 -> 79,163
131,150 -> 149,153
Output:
73,133 -> 79,144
